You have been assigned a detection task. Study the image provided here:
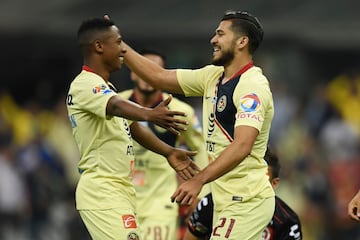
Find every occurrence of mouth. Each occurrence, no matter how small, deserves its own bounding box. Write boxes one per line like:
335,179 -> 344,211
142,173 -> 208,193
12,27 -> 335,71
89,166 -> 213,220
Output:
213,46 -> 220,56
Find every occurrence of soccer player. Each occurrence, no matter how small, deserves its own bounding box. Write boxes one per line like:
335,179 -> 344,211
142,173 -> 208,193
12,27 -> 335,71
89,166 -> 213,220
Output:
117,9 -> 275,239
184,147 -> 303,240
119,49 -> 209,240
348,190 -> 360,221
66,18 -> 200,240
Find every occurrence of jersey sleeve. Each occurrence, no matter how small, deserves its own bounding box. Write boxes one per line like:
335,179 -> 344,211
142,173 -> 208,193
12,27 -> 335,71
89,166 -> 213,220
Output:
233,76 -> 272,131
177,65 -> 223,97
73,75 -> 117,119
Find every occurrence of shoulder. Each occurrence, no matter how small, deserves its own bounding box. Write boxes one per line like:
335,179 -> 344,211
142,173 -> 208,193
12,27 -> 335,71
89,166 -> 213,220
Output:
274,196 -> 301,223
69,71 -> 106,93
241,66 -> 269,84
178,65 -> 223,79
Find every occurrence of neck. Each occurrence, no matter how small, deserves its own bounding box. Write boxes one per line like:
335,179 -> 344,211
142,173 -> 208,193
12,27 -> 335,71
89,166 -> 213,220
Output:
222,55 -> 253,83
83,60 -> 110,82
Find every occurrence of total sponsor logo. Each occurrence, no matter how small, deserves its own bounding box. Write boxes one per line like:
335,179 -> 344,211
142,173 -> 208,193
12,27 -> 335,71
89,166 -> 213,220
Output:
235,112 -> 262,122
240,93 -> 261,112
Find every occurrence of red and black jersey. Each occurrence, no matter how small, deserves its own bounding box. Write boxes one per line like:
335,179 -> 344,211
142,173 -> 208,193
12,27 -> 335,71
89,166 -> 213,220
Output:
263,196 -> 302,240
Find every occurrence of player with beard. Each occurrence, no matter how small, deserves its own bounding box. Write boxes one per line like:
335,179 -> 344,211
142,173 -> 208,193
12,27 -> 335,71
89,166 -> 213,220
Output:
119,50 -> 209,240
114,9 -> 274,239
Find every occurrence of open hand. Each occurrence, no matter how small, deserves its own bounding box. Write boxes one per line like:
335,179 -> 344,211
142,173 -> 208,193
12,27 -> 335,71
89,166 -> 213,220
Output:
167,147 -> 200,180
149,95 -> 188,135
171,177 -> 203,206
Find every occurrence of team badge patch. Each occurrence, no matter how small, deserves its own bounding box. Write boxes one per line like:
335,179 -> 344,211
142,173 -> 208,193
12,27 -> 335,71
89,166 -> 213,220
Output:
122,214 -> 137,229
92,84 -> 113,95
127,231 -> 140,240
216,95 -> 227,112
240,93 -> 260,112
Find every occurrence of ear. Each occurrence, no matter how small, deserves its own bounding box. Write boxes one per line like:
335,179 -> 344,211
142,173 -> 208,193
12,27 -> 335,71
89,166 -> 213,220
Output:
237,36 -> 249,48
93,39 -> 104,53
271,177 -> 280,190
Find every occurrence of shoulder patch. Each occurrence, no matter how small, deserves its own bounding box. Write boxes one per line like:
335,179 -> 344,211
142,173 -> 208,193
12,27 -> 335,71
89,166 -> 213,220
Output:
92,84 -> 113,95
240,93 -> 260,112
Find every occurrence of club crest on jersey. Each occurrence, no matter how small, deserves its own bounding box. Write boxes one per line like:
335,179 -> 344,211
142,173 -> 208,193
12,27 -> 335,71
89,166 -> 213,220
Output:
216,95 -> 227,112
127,232 -> 140,240
92,84 -> 113,95
240,93 -> 260,112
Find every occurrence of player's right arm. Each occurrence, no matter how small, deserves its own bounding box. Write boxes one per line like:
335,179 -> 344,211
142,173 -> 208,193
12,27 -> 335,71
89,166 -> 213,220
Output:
106,94 -> 187,135
122,41 -> 184,94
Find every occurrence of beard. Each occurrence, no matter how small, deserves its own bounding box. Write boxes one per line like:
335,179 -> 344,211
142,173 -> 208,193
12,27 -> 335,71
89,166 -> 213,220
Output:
211,48 -> 235,66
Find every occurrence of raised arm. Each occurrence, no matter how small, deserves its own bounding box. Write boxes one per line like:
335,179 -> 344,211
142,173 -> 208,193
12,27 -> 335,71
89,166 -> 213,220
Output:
122,41 -> 184,94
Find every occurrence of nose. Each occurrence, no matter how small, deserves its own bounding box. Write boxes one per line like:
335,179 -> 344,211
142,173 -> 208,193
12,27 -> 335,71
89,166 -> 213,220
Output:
121,48 -> 127,56
210,35 -> 217,45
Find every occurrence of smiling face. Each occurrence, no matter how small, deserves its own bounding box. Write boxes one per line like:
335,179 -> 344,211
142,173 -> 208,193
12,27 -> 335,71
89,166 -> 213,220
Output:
100,26 -> 126,72
210,20 -> 238,67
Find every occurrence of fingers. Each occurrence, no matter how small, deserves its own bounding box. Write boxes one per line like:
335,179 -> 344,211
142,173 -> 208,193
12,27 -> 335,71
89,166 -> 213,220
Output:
176,162 -> 200,180
166,122 -> 187,135
104,14 -> 110,21
169,110 -> 187,117
167,127 -> 180,136
170,189 -> 193,206
186,150 -> 198,158
177,168 -> 192,180
348,206 -> 360,221
161,95 -> 172,106
189,162 -> 201,173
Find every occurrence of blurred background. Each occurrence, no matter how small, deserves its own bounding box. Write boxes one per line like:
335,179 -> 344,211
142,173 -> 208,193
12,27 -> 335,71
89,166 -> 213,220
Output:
1,0 -> 360,239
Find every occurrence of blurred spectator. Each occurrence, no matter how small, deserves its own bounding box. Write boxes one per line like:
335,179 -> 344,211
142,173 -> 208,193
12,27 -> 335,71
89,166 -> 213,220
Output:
0,119 -> 28,240
326,67 -> 360,136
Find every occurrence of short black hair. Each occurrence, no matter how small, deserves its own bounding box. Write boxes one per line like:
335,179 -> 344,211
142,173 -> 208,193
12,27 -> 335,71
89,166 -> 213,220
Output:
77,18 -> 115,46
221,10 -> 264,54
264,145 -> 281,179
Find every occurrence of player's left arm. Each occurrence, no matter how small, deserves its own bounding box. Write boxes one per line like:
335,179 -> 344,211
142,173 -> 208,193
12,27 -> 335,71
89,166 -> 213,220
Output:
130,122 -> 200,180
171,125 -> 258,205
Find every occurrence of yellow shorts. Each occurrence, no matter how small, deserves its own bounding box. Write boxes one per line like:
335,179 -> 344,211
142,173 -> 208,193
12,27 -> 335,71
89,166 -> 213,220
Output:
211,196 -> 274,240
79,208 -> 141,240
138,215 -> 178,240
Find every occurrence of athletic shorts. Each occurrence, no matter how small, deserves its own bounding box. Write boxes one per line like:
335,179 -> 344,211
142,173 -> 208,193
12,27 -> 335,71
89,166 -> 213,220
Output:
138,215 -> 178,240
211,196 -> 274,240
79,208 -> 141,240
